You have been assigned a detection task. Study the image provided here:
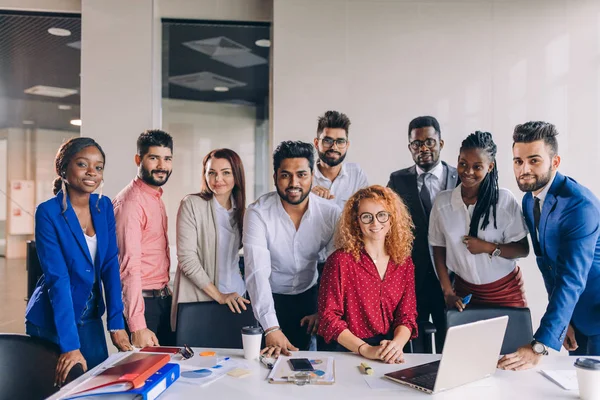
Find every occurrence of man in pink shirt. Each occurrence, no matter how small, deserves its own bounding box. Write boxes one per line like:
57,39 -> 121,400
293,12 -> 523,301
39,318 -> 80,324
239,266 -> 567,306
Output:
113,130 -> 174,347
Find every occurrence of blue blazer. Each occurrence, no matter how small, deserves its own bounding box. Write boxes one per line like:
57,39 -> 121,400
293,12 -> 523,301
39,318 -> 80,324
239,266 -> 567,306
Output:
523,172 -> 600,351
25,192 -> 125,352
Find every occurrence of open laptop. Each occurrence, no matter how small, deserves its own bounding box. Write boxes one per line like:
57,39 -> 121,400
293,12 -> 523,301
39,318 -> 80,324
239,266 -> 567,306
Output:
384,315 -> 508,394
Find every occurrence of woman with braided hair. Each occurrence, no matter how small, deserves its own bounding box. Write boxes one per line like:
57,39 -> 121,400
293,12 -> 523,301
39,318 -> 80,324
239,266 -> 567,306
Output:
429,131 -> 529,311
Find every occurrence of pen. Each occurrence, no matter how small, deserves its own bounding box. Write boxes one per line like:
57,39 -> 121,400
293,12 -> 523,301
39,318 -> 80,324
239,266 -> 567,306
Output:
260,355 -> 274,369
462,294 -> 472,305
360,362 -> 373,375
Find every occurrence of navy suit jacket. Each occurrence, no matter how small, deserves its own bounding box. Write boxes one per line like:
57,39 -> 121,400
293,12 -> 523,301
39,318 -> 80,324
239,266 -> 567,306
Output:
387,162 -> 459,294
523,172 -> 600,351
25,192 -> 125,352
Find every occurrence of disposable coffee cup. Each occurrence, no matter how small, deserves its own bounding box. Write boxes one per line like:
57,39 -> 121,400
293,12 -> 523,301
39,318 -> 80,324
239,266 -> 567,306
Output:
241,326 -> 263,360
574,357 -> 600,400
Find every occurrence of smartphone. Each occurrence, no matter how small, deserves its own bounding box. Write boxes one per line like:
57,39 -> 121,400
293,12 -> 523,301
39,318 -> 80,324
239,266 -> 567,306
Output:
288,358 -> 314,372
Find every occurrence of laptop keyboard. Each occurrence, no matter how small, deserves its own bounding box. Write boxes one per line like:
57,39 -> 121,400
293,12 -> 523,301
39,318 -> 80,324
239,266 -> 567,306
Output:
407,372 -> 437,390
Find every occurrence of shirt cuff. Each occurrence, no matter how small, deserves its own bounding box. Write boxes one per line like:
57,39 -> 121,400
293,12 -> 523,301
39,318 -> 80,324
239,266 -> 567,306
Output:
127,314 -> 147,332
260,312 -> 280,331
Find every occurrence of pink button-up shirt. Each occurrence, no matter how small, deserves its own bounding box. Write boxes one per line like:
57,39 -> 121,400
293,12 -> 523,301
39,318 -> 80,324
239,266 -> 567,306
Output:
113,177 -> 170,332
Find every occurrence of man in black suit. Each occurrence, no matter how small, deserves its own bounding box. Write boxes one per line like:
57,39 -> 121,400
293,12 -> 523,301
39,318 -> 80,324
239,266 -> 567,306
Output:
388,116 -> 458,353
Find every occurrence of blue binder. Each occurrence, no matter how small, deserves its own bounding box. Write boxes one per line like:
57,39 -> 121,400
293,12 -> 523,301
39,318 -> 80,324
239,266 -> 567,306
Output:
65,363 -> 180,400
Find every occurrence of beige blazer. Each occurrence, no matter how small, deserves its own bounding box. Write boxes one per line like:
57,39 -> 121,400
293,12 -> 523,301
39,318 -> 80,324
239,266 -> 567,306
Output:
171,194 -> 219,330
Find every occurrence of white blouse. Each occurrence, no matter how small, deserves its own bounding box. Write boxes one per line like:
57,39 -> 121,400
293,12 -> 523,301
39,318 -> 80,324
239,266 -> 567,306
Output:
213,197 -> 245,296
84,233 -> 97,265
428,185 -> 528,285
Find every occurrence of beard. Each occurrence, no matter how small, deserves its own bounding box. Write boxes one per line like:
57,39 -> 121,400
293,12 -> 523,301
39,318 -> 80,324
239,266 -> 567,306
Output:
140,166 -> 172,187
276,184 -> 311,205
516,166 -> 553,192
318,149 -> 347,167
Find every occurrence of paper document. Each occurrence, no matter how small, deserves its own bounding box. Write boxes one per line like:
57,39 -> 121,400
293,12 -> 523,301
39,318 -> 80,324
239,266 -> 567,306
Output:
540,370 -> 578,390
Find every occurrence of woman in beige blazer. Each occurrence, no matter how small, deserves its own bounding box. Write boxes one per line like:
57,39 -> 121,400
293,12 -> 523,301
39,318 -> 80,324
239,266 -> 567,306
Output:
171,148 -> 250,330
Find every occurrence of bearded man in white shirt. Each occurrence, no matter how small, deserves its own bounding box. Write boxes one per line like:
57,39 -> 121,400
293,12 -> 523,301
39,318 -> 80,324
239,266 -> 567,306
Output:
312,110 -> 369,208
243,141 -> 341,357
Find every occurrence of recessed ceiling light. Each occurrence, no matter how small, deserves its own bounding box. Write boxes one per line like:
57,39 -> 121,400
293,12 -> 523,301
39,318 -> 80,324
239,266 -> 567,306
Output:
58,104 -> 72,110
70,119 -> 82,126
214,86 -> 229,92
24,85 -> 78,98
255,39 -> 271,48
22,120 -> 34,125
48,27 -> 71,37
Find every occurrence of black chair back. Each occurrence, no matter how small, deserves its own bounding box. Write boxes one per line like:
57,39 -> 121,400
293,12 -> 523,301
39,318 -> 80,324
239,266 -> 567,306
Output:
0,334 -> 84,400
446,306 -> 533,354
175,301 -> 258,348
26,241 -> 43,301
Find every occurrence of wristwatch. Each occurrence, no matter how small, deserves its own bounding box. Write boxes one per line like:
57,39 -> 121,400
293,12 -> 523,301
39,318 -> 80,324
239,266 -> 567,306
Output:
490,244 -> 501,258
531,340 -> 548,355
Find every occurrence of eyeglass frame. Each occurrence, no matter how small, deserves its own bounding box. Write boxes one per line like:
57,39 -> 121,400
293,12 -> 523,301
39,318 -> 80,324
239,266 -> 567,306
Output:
179,344 -> 194,359
317,136 -> 349,149
359,211 -> 391,224
409,138 -> 437,150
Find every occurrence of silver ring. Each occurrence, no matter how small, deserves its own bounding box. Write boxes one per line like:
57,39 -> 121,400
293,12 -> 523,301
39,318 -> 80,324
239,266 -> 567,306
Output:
234,296 -> 240,301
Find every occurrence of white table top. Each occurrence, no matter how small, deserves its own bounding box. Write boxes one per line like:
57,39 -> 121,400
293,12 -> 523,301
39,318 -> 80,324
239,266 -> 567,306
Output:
52,349 -> 593,400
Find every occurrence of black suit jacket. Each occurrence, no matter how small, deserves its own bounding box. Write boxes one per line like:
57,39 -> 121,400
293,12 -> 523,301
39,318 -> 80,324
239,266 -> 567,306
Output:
387,162 -> 459,294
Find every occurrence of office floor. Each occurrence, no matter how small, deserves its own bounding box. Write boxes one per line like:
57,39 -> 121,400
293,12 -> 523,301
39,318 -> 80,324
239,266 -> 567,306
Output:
0,257 -> 27,334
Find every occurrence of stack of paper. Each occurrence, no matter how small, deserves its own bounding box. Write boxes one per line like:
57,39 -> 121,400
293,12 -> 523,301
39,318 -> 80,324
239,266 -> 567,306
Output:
539,370 -> 578,390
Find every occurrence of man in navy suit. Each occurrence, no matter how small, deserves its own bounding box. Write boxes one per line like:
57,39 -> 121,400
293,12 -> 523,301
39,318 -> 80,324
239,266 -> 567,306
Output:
388,116 -> 459,353
499,121 -> 600,371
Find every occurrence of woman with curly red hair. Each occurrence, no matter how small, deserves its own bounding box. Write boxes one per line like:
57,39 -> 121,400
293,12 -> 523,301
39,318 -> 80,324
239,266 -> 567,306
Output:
318,185 -> 417,364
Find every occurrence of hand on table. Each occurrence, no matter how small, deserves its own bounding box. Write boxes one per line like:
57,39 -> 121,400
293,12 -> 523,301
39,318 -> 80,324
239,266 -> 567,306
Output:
497,345 -> 542,371
131,328 -> 159,348
110,329 -> 134,351
260,329 -> 298,358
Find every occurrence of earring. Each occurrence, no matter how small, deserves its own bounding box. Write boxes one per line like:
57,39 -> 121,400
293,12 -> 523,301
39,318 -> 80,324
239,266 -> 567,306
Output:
61,178 -> 68,212
98,180 -> 104,200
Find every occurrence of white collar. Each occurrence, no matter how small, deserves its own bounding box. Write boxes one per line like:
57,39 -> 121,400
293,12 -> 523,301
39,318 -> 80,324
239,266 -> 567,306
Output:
213,195 -> 236,212
534,172 -> 557,203
315,161 -> 347,181
416,162 -> 444,181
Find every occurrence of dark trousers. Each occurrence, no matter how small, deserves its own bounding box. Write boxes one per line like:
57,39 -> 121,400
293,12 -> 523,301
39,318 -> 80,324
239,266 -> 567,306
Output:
273,285 -> 318,351
127,295 -> 175,346
416,272 -> 447,353
569,323 -> 600,356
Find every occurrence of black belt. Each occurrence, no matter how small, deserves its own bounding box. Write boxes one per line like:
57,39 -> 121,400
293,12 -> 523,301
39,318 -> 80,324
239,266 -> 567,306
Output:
141,286 -> 171,299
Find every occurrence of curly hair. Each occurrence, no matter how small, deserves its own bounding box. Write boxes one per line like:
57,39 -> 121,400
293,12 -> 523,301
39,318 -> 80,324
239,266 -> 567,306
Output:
336,185 -> 414,264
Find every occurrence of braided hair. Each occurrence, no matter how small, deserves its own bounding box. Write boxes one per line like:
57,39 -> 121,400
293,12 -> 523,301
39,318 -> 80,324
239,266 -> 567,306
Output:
460,131 -> 499,237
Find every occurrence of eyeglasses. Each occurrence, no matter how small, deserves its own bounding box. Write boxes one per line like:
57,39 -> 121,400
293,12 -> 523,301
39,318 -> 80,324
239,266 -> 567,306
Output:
409,138 -> 437,150
179,344 -> 194,359
319,137 -> 348,149
359,211 -> 391,224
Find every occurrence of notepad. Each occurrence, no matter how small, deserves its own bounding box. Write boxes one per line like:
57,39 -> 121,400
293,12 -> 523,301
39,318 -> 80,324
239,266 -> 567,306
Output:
540,370 -> 578,390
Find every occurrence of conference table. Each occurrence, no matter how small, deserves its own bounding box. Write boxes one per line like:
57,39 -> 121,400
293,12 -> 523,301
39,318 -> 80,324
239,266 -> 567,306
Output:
51,348 -> 590,399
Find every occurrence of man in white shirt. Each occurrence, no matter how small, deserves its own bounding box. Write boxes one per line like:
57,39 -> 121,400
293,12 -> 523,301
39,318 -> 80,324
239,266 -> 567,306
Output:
244,141 -> 341,357
312,111 -> 368,209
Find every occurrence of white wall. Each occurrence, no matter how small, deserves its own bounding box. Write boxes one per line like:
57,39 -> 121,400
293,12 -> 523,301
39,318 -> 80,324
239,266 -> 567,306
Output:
273,0 -> 600,348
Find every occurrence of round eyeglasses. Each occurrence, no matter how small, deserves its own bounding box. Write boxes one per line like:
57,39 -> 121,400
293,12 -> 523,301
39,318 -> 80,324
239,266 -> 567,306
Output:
359,211 -> 391,224
409,138 -> 437,150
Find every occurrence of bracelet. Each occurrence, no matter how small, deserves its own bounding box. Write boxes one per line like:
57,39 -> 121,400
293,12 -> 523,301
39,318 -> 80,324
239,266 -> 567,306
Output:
357,342 -> 368,356
264,327 -> 281,337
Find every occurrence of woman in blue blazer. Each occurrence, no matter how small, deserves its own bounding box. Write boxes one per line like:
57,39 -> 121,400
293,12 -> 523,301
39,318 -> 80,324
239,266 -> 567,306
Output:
25,137 -> 132,386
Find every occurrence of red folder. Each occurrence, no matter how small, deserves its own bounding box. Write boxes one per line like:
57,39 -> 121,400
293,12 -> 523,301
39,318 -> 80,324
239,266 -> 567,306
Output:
68,352 -> 170,395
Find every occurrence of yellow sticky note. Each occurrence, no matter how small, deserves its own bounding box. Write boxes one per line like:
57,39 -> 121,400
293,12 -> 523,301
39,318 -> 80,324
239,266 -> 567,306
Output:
227,368 -> 252,378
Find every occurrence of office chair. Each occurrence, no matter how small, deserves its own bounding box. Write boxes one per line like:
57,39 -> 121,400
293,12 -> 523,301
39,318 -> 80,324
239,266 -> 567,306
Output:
26,241 -> 43,301
175,301 -> 258,348
0,334 -> 84,400
404,321 -> 437,354
446,306 -> 533,354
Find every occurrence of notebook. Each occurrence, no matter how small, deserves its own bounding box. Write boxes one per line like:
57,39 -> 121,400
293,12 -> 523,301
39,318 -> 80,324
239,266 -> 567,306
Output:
64,363 -> 180,400
66,352 -> 171,396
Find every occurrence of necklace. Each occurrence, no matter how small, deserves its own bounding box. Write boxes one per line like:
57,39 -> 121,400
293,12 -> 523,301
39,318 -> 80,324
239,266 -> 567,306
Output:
75,209 -> 90,234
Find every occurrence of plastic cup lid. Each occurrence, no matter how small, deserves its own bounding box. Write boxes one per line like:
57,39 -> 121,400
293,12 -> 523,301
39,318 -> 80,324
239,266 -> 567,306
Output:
241,326 -> 263,335
574,358 -> 600,371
